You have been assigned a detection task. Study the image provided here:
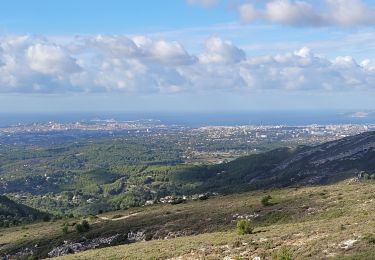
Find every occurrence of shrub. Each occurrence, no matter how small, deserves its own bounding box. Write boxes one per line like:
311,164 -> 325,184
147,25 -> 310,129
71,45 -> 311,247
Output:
75,220 -> 90,233
364,233 -> 375,244
261,195 -> 272,206
75,224 -> 84,233
42,215 -> 51,222
273,246 -> 293,260
236,219 -> 253,235
62,224 -> 69,234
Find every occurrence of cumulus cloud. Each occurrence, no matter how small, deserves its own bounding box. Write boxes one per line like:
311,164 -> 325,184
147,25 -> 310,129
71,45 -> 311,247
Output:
140,40 -> 195,66
264,0 -> 325,26
0,34 -> 375,94
238,0 -> 375,27
26,43 -> 81,75
199,37 -> 246,64
88,35 -> 195,66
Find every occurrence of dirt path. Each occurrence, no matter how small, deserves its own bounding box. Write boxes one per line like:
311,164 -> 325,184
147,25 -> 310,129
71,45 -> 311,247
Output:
99,212 -> 139,221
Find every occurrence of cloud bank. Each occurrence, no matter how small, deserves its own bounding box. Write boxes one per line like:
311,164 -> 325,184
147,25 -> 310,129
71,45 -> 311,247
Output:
0,34 -> 375,94
238,0 -> 375,27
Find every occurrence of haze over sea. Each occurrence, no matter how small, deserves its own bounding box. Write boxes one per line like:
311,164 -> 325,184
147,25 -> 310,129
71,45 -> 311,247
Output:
1,111 -> 375,128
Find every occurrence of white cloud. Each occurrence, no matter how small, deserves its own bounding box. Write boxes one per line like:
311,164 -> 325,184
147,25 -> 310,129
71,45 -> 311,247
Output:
238,4 -> 259,22
142,40 -> 196,66
326,0 -> 375,26
0,34 -> 375,94
360,59 -> 375,72
89,35 -> 139,57
265,0 -> 325,26
199,37 -> 246,64
238,0 -> 375,27
332,56 -> 357,68
26,43 -> 81,75
87,35 -> 195,66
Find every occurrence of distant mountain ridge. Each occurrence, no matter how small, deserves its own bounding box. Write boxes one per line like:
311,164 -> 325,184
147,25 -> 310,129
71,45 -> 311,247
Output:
270,131 -> 375,185
189,131 -> 375,193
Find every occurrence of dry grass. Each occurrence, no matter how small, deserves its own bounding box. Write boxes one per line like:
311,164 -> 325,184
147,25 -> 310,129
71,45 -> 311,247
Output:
4,181 -> 375,259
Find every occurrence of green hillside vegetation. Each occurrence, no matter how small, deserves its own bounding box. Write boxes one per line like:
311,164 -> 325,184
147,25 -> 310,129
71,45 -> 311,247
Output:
2,181 -> 375,259
1,131 -> 374,216
0,195 -> 50,227
1,131 -> 375,258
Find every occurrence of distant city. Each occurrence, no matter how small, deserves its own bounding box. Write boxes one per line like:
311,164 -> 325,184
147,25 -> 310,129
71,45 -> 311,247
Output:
1,118 -> 374,138
1,119 -> 374,164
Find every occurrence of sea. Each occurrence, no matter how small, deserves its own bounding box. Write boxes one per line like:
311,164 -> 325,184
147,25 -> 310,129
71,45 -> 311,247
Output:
1,111 -> 375,127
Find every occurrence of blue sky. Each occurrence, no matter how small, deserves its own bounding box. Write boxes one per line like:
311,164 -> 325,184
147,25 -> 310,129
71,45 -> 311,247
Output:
1,0 -> 375,113
0,0 -> 234,34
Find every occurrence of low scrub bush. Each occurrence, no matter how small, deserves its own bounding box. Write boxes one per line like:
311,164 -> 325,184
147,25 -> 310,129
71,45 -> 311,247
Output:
236,219 -> 253,235
75,220 -> 90,233
364,233 -> 375,244
261,195 -> 272,206
273,246 -> 293,260
62,224 -> 69,234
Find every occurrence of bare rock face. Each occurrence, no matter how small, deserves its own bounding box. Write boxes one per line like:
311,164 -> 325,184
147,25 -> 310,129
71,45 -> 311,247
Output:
152,229 -> 195,240
265,131 -> 375,187
215,131 -> 375,193
127,231 -> 146,242
2,247 -> 34,259
48,242 -> 84,257
47,234 -> 122,257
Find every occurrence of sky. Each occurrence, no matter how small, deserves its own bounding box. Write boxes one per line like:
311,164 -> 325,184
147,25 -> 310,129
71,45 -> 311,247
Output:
1,0 -> 375,113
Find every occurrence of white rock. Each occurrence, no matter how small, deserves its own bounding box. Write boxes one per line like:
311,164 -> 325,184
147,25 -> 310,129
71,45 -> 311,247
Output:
339,239 -> 358,250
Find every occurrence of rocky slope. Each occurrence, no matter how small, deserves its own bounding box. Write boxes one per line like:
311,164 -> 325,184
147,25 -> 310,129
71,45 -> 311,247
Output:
269,131 -> 375,186
193,131 -> 375,192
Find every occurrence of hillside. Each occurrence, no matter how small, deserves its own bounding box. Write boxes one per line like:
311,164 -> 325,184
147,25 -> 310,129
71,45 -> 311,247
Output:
269,130 -> 375,185
1,131 -> 375,216
2,132 -> 375,258
0,195 -> 50,227
2,182 -> 375,259
185,131 -> 375,193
